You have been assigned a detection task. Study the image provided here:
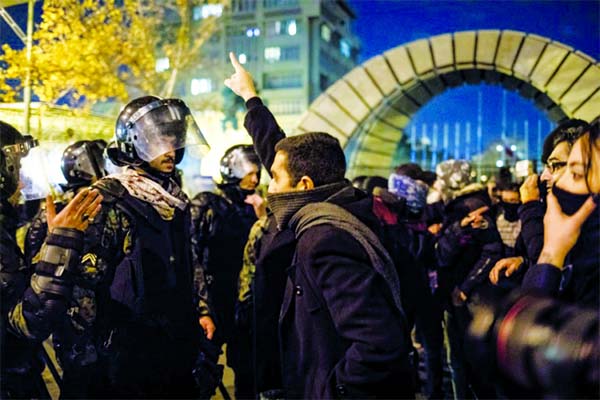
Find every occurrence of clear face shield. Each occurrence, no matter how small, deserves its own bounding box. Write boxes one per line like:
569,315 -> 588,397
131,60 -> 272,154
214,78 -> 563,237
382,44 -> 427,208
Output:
2,135 -> 38,177
127,99 -> 209,162
19,142 -> 68,200
224,148 -> 259,180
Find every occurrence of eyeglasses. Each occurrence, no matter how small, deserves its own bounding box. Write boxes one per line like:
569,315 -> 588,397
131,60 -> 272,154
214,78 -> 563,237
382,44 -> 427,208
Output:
546,161 -> 567,174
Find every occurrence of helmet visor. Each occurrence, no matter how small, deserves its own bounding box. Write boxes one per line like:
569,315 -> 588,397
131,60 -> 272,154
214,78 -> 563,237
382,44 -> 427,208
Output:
127,99 -> 209,162
20,142 -> 66,200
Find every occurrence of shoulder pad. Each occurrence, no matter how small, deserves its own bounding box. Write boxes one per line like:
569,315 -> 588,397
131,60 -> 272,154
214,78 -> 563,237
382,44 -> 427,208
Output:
94,178 -> 126,203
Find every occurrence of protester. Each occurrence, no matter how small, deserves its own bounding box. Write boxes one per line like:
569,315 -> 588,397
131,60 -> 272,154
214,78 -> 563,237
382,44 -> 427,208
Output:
522,120 -> 599,307
489,119 -> 588,286
224,52 -> 414,399
434,159 -> 503,399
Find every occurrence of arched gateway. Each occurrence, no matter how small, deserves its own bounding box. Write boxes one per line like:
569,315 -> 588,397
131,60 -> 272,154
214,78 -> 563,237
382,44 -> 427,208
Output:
294,30 -> 600,177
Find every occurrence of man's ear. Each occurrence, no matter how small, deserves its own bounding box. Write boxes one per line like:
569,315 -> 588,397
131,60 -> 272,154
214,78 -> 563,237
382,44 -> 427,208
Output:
296,176 -> 314,190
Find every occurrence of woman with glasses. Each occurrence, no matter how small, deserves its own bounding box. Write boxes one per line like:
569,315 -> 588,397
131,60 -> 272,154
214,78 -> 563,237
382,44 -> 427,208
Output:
522,119 -> 599,306
489,119 -> 589,286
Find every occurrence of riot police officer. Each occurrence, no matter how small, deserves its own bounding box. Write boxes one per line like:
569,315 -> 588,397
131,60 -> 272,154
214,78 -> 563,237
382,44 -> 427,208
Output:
0,120 -> 102,398
191,144 -> 263,399
52,96 -> 216,398
25,139 -> 108,266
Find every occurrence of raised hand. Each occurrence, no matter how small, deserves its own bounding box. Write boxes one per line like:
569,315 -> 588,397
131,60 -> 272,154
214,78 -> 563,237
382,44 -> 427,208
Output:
244,192 -> 266,218
47,188 -> 103,233
520,174 -> 540,203
537,190 -> 597,268
223,52 -> 258,101
461,205 -> 489,228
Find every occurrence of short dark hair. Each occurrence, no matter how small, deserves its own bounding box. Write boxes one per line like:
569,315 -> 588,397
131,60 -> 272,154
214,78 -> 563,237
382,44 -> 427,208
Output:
363,176 -> 387,194
497,182 -> 520,192
274,132 -> 346,187
541,119 -> 589,164
394,163 -> 423,180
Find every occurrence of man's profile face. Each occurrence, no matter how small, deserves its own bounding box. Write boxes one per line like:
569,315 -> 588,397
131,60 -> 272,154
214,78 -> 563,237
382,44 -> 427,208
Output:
268,151 -> 297,194
239,164 -> 260,191
149,150 -> 176,174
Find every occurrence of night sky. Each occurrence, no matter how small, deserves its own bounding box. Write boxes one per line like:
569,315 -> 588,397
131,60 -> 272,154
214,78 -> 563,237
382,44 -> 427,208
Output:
347,0 -> 599,160
2,1 -> 599,159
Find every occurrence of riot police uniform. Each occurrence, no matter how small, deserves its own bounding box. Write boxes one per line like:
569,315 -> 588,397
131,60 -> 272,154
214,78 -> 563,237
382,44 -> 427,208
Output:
51,97 -> 215,398
0,121 -> 88,398
191,144 -> 260,399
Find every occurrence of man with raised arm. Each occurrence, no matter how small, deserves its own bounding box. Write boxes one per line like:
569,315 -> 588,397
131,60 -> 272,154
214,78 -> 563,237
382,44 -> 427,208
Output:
224,53 -> 414,399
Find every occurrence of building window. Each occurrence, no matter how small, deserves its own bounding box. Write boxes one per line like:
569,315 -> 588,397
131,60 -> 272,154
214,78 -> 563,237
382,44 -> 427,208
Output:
238,53 -> 248,64
226,25 -> 260,64
265,47 -> 281,62
232,0 -> 257,13
287,20 -> 297,36
320,74 -> 329,91
340,39 -> 351,58
265,46 -> 299,63
155,57 -> 169,72
320,24 -> 331,42
193,4 -> 223,20
331,31 -> 341,47
190,78 -> 212,95
281,46 -> 299,61
264,0 -> 298,9
266,19 -> 299,37
264,72 -> 302,89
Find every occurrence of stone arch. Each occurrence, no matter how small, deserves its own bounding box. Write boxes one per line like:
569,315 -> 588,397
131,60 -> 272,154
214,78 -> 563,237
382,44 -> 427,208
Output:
293,30 -> 600,177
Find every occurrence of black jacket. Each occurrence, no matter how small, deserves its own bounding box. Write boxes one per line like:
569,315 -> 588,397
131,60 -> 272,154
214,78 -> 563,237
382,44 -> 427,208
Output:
435,192 -> 504,299
55,174 -> 203,398
244,97 -> 412,399
518,200 -> 545,262
190,189 -> 257,343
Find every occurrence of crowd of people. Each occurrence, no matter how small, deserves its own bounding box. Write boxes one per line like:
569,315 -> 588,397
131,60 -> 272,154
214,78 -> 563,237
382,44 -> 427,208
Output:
1,51 -> 598,400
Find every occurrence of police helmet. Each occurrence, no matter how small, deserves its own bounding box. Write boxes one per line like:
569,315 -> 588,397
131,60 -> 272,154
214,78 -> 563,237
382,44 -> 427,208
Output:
219,144 -> 260,185
61,139 -> 108,189
108,96 -> 208,167
0,121 -> 38,199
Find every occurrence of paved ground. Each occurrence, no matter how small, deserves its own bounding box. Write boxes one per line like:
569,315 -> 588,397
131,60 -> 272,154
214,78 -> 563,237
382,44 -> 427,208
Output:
211,343 -> 454,400
212,346 -> 235,400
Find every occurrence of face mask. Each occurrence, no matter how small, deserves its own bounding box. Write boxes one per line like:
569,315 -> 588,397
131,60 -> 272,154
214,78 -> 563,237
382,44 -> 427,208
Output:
537,177 -> 548,201
501,201 -> 520,222
552,185 -> 592,216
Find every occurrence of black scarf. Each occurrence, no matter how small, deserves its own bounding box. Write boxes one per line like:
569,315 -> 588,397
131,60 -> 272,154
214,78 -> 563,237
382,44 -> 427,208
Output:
266,181 -> 350,230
